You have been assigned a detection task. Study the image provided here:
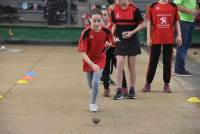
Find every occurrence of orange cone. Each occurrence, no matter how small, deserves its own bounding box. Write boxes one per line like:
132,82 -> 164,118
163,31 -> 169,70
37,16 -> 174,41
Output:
22,76 -> 33,80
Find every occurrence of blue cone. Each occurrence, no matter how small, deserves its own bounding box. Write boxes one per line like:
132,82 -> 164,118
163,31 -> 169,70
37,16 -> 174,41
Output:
25,71 -> 36,77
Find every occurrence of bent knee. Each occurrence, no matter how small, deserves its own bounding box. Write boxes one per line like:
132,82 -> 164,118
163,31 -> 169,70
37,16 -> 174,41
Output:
117,62 -> 124,68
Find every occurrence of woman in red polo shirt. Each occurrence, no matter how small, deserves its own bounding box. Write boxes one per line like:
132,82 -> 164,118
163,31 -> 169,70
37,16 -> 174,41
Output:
143,0 -> 182,93
78,8 -> 114,112
111,0 -> 144,100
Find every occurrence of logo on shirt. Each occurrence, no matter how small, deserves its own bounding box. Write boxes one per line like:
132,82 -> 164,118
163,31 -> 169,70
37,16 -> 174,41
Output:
157,14 -> 171,28
156,6 -> 160,10
160,17 -> 167,24
90,36 -> 94,39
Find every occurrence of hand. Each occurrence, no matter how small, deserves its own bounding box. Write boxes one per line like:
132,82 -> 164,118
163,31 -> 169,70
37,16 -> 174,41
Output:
91,63 -> 101,73
122,31 -> 133,39
105,41 -> 112,47
192,9 -> 200,16
196,9 -> 200,15
147,38 -> 152,47
176,35 -> 182,47
113,36 -> 120,42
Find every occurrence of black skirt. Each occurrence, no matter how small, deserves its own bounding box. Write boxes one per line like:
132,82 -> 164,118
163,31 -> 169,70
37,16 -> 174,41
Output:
114,34 -> 141,56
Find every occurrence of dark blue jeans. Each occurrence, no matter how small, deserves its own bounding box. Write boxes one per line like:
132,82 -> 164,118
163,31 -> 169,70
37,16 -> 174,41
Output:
175,21 -> 194,73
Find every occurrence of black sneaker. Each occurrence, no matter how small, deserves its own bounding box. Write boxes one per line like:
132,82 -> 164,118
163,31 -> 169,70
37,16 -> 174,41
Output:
100,76 -> 104,83
128,87 -> 136,99
175,70 -> 194,76
113,88 -> 123,100
109,79 -> 116,85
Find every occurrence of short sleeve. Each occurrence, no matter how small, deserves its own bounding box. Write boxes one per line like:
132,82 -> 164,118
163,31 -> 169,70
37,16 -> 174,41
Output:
102,28 -> 113,43
134,8 -> 144,24
77,32 -> 88,52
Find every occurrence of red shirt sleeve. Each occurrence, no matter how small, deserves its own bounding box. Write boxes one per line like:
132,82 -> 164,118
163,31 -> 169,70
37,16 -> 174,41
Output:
108,32 -> 113,43
134,8 -> 144,25
106,29 -> 116,47
77,31 -> 88,52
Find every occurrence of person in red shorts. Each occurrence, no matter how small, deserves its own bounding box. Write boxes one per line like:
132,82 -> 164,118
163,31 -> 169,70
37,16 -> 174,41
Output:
77,8 -> 115,112
143,0 -> 182,93
111,0 -> 145,100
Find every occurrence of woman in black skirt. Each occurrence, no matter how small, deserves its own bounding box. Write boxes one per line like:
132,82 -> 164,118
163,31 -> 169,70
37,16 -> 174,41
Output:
111,0 -> 144,100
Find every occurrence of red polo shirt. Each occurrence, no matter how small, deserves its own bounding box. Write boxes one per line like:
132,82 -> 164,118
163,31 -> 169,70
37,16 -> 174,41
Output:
146,2 -> 179,45
78,27 -> 113,72
111,3 -> 144,38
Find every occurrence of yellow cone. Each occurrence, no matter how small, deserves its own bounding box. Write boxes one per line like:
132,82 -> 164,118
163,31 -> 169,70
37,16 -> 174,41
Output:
0,95 -> 4,100
187,97 -> 200,103
16,79 -> 28,84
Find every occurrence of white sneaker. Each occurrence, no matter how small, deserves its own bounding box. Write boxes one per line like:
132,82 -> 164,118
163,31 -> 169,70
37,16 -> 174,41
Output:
89,104 -> 98,112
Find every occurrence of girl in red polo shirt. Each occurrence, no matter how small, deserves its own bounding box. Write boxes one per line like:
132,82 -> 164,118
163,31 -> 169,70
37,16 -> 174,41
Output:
78,8 -> 114,112
111,0 -> 145,100
143,0 -> 182,93
101,7 -> 128,97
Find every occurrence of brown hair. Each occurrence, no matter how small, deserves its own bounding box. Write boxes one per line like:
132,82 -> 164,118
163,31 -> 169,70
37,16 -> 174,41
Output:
90,8 -> 102,17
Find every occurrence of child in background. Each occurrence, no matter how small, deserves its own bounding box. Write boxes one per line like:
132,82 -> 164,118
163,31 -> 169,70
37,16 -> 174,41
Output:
143,0 -> 182,93
77,8 -> 114,112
